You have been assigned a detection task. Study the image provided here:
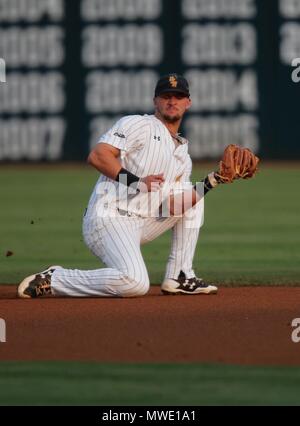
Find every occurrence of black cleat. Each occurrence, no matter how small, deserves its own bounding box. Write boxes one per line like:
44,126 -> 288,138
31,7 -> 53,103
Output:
18,266 -> 61,298
161,271 -> 218,295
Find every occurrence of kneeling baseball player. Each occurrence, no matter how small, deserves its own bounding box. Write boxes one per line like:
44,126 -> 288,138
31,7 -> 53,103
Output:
18,74 -> 259,298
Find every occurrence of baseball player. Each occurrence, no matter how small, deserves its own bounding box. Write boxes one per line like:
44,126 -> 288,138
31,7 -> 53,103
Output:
17,74 -> 259,299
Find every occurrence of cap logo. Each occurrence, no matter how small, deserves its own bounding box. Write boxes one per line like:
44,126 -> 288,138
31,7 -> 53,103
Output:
169,76 -> 178,88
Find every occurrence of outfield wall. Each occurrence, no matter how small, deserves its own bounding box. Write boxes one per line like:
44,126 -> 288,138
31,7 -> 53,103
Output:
0,0 -> 300,161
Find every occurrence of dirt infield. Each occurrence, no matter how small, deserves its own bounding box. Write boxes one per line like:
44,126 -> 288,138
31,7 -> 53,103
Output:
0,286 -> 300,365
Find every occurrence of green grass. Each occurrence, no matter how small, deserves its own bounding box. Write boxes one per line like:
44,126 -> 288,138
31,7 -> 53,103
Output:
1,165 -> 300,406
0,164 -> 300,285
0,362 -> 300,405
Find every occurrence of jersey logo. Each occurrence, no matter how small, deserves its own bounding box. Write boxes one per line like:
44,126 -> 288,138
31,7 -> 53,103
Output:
169,75 -> 178,87
154,135 -> 161,141
114,132 -> 125,138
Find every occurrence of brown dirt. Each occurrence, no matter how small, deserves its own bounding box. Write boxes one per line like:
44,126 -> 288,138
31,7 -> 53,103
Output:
0,285 -> 300,365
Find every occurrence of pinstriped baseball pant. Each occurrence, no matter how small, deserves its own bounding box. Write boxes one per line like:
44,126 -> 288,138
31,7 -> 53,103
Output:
51,201 -> 203,297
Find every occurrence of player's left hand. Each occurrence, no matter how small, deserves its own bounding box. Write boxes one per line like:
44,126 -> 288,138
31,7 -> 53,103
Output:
214,144 -> 259,184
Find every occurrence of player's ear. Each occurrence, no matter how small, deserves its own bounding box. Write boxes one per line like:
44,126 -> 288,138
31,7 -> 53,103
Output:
185,97 -> 192,110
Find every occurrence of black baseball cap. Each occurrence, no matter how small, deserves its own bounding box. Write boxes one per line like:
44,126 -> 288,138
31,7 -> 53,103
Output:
154,73 -> 190,97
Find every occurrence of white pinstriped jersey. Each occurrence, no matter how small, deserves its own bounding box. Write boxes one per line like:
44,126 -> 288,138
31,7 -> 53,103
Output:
86,114 -> 193,218
51,114 -> 202,297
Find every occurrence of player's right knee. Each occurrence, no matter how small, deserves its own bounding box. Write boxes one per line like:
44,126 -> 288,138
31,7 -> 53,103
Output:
122,274 -> 150,297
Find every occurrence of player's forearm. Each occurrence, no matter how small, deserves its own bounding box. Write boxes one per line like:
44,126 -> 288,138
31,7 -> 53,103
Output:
168,189 -> 197,216
88,148 -> 164,191
168,172 -> 219,215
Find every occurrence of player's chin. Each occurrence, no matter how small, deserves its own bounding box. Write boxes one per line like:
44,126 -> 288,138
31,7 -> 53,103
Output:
163,113 -> 182,123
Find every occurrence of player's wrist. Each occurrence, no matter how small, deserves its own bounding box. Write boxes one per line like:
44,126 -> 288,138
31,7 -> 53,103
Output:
208,172 -> 220,187
213,171 -> 228,184
116,167 -> 140,190
193,172 -> 220,197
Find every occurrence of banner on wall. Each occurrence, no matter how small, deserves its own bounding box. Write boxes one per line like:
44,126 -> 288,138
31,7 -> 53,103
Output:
0,0 -> 300,161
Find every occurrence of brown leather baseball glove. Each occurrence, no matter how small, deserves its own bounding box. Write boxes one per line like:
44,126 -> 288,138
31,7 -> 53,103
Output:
215,144 -> 259,183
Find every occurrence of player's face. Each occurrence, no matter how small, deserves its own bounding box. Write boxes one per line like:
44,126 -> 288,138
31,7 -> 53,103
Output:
154,92 -> 191,123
